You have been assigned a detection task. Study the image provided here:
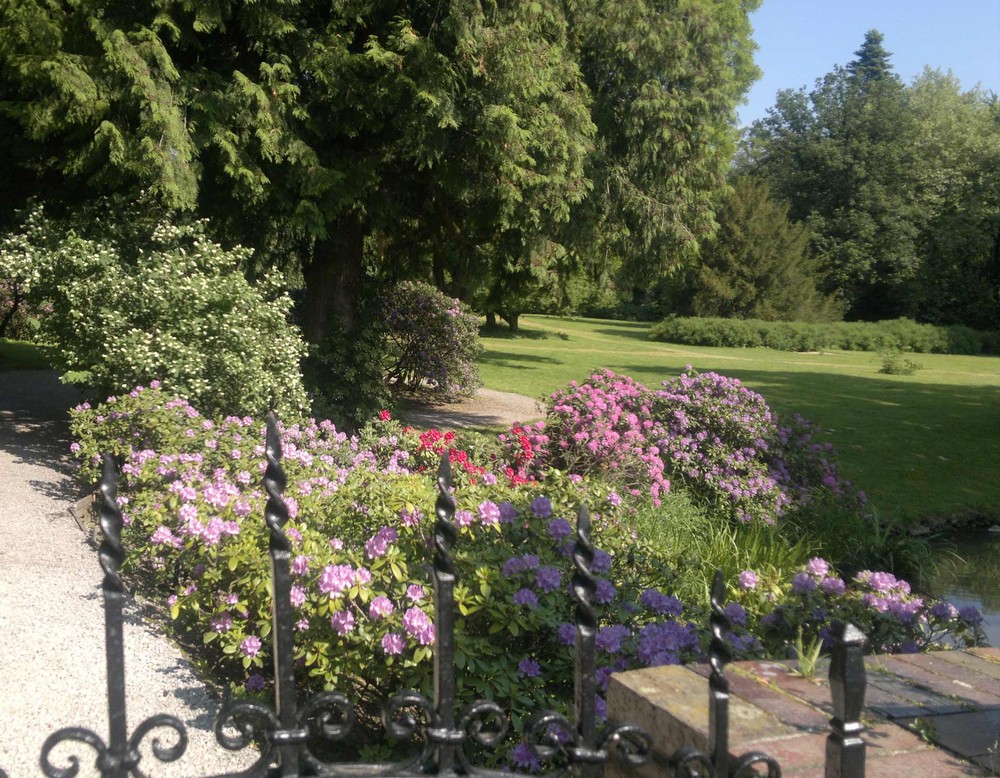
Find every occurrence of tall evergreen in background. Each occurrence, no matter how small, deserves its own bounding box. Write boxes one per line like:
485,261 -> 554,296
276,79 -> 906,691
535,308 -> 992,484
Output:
740,30 -> 1000,328
0,0 -> 760,338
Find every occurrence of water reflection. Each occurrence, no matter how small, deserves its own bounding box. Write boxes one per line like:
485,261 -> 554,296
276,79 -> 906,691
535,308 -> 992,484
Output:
930,532 -> 1000,647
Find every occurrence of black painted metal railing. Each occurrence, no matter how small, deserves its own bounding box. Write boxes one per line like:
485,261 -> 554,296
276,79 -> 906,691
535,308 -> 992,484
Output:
2,414 -> 869,777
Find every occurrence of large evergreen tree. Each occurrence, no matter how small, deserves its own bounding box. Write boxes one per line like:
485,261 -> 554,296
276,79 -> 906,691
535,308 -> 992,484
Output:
686,176 -> 838,322
0,0 -> 760,340
740,30 -> 921,320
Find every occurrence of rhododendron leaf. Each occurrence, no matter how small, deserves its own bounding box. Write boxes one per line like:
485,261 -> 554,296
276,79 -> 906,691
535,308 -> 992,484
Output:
204,632 -> 218,644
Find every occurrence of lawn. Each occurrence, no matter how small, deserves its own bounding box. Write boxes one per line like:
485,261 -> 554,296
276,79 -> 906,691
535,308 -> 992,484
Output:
479,315 -> 1000,524
0,338 -> 54,370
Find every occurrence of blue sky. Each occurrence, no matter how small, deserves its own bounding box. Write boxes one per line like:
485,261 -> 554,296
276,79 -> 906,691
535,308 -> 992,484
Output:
738,0 -> 1000,127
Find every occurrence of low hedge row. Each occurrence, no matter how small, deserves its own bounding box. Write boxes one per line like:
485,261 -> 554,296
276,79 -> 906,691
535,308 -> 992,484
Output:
648,316 -> 1000,355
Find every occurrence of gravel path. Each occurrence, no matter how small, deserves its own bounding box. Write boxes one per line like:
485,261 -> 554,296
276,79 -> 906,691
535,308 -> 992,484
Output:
0,371 -> 254,777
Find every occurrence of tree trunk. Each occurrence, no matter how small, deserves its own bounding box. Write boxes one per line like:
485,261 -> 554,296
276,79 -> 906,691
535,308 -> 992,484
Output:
485,310 -> 497,328
302,218 -> 366,343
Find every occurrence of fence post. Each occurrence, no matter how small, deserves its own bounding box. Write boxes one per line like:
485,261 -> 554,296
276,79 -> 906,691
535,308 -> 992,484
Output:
825,622 -> 867,778
263,414 -> 305,775
708,569 -> 732,777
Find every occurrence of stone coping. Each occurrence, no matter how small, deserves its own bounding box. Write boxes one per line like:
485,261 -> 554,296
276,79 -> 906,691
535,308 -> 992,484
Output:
607,648 -> 1000,777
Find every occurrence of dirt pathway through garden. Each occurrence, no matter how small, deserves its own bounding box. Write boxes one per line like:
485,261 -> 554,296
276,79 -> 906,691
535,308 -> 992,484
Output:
0,371 -> 255,777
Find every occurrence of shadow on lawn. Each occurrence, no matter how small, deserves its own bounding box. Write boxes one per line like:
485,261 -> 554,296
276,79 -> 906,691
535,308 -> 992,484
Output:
480,349 -> 562,370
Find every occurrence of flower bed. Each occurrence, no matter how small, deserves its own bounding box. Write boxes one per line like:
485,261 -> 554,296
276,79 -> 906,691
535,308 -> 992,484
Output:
69,375 -> 984,769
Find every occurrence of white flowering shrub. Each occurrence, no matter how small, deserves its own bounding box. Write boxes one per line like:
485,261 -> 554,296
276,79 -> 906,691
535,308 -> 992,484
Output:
1,209 -> 308,418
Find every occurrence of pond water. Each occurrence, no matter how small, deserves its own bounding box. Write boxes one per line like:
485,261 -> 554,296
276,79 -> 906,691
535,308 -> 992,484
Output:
929,532 -> 1000,647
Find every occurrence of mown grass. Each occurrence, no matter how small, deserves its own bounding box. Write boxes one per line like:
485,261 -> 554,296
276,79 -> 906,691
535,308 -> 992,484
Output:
0,338 -> 54,370
479,315 -> 1000,524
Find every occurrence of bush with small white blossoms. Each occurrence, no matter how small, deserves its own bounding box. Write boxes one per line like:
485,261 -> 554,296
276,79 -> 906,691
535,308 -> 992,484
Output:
3,208 -> 308,419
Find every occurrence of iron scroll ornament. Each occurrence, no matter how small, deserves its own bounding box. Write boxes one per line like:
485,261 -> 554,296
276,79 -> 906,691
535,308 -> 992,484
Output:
39,455 -> 189,778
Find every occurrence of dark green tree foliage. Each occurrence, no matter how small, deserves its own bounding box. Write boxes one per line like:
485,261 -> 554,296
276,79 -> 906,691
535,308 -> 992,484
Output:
0,0 -> 760,354
569,0 -> 761,302
687,177 -> 838,322
906,71 -> 1000,330
741,31 -> 922,320
741,32 -> 1000,328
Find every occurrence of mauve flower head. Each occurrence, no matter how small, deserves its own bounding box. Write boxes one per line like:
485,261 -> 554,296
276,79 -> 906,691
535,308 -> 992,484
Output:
241,635 -> 262,657
455,509 -> 473,527
723,602 -> 747,627
594,579 -> 616,604
930,601 -> 959,620
406,584 -> 425,602
820,576 -> 846,596
531,496 -> 553,518
510,742 -> 540,772
738,570 -> 758,589
246,674 -> 266,692
318,564 -> 354,596
513,588 -> 538,609
330,610 -> 355,635
639,589 -> 683,617
592,549 -> 612,574
518,657 -> 542,677
498,502 -> 518,523
290,584 -> 307,608
402,607 -> 435,645
382,632 -> 405,655
400,506 -> 423,527
595,625 -> 630,654
535,566 -> 562,593
558,623 -> 576,646
959,605 -> 983,626
368,596 -> 394,619
210,613 -> 233,632
477,500 -> 500,526
292,555 -> 310,576
547,518 -> 572,541
806,557 -> 830,578
791,572 -> 816,594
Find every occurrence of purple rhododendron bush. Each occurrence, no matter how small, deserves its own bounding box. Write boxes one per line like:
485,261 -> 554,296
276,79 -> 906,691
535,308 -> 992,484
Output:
69,374 -> 983,768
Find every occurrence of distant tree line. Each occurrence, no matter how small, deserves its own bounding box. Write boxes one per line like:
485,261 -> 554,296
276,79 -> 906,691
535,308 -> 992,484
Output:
704,31 -> 1000,329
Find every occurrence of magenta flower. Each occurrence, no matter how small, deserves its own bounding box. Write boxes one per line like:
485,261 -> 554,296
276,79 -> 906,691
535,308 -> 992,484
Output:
738,570 -> 758,589
382,632 -> 405,655
806,557 -> 830,578
368,596 -> 394,620
406,584 -> 425,602
240,635 -> 262,657
318,564 -> 355,596
330,610 -> 355,635
477,500 -> 500,525
210,613 -> 232,632
402,607 -> 435,645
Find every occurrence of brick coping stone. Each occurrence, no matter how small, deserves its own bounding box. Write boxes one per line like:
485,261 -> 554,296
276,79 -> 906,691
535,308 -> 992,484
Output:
607,648 -> 1000,777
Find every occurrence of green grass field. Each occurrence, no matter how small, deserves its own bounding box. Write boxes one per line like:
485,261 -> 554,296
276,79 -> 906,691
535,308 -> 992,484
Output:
479,315 -> 1000,524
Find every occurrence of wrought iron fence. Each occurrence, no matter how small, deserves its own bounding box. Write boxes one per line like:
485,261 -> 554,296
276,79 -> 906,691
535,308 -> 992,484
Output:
2,414 -> 868,777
